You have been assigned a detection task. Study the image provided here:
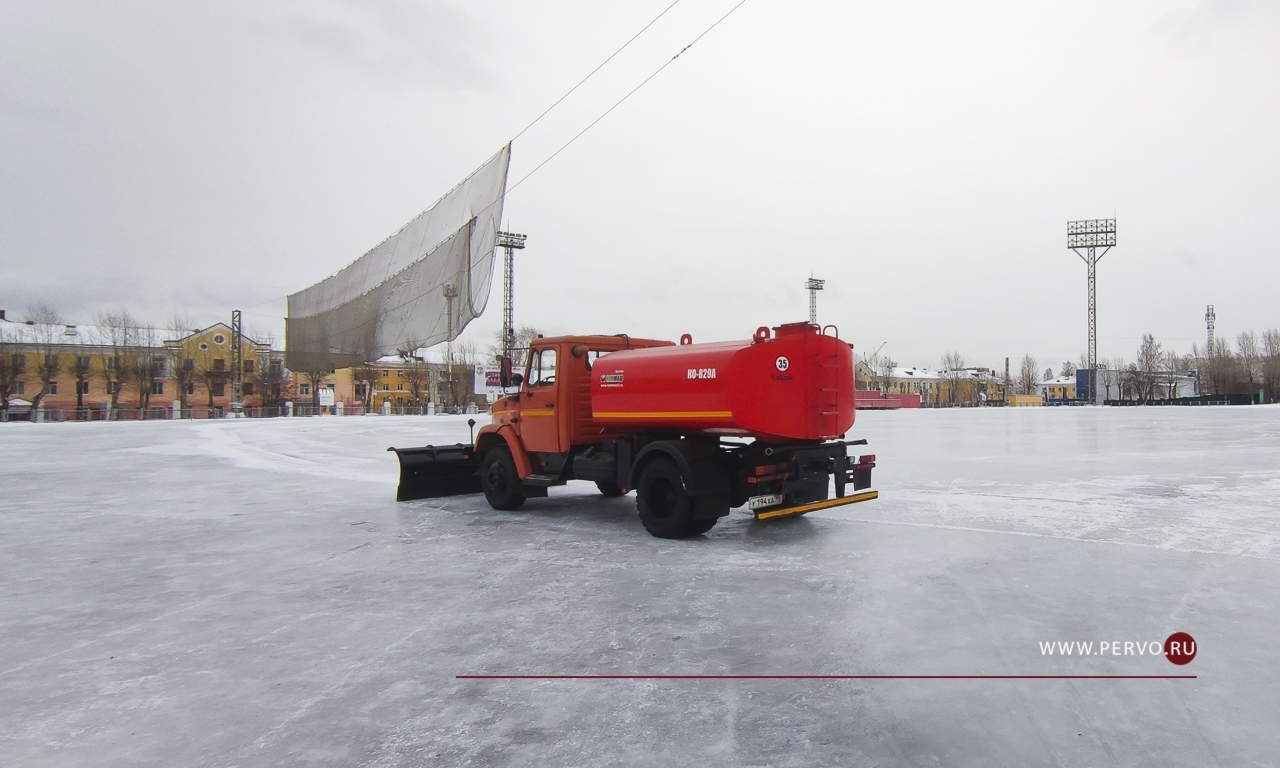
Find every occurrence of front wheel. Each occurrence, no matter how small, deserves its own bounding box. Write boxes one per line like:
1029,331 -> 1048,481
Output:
595,480 -> 625,497
481,445 -> 525,510
636,458 -> 701,538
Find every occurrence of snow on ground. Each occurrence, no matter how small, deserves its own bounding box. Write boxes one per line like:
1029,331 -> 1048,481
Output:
2,407 -> 1278,766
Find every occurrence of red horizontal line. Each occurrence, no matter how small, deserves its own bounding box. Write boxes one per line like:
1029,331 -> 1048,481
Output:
457,674 -> 1196,680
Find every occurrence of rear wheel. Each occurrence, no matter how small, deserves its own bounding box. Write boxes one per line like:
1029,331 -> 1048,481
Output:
595,480 -> 625,497
636,458 -> 701,538
686,518 -> 718,536
481,446 -> 525,510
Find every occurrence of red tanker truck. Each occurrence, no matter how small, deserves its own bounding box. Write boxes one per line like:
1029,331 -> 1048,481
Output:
389,322 -> 877,538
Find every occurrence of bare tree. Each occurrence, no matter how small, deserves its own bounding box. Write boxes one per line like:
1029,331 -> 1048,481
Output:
301,369 -> 330,411
94,309 -> 138,412
404,359 -> 430,408
1059,361 -> 1076,378
244,328 -> 285,412
1262,329 -> 1280,402
940,351 -> 965,403
1134,333 -> 1163,403
1161,349 -> 1184,400
1236,331 -> 1260,392
25,304 -> 63,420
0,324 -> 22,417
454,340 -> 480,368
487,324 -> 544,367
1212,337 -> 1238,395
875,355 -> 897,394
133,326 -> 163,416
1017,354 -> 1039,396
350,363 -> 378,411
69,353 -> 92,413
193,339 -> 229,417
1098,357 -> 1125,401
167,314 -> 198,414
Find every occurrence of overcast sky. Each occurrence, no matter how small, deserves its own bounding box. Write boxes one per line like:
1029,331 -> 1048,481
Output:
2,0 -> 1277,369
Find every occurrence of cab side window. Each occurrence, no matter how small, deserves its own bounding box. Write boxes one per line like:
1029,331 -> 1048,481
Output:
530,349 -> 557,387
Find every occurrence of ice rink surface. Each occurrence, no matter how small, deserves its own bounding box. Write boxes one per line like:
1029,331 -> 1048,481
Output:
2,406 -> 1278,766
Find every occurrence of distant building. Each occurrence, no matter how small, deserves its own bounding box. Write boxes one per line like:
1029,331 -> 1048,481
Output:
0,314 -> 287,419
854,361 -> 1006,405
1039,375 -> 1077,401
329,356 -> 486,414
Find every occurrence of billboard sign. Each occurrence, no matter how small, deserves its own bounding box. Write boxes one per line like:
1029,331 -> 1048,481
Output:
475,364 -> 504,402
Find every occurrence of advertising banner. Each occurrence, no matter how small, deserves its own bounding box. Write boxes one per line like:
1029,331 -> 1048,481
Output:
474,364 -> 504,402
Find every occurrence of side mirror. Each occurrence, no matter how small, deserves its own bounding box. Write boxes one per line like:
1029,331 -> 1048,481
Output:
499,357 -> 513,388
511,372 -> 524,387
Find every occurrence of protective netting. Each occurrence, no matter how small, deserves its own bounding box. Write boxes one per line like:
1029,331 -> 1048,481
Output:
286,144 -> 510,371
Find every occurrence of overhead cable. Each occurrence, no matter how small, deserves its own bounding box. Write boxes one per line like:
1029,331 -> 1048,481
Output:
508,0 -> 750,194
511,0 -> 684,142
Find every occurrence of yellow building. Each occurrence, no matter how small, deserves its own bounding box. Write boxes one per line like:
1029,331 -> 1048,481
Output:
1039,376 -> 1077,401
1,315 -> 286,419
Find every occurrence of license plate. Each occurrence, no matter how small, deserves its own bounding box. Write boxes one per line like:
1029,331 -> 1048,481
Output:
748,493 -> 783,510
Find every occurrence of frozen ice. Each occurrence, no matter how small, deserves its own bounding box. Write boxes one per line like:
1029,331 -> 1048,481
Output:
2,406 -> 1278,766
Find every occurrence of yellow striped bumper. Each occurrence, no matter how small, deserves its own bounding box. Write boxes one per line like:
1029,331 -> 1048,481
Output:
754,490 -> 879,520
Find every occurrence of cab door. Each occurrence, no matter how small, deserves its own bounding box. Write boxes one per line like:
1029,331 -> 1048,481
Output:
519,346 -> 562,454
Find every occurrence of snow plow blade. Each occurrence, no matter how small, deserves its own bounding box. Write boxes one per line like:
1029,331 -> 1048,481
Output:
754,490 -> 879,521
388,444 -> 482,502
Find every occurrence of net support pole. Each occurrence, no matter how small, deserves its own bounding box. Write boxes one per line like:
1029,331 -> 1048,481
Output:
231,309 -> 243,410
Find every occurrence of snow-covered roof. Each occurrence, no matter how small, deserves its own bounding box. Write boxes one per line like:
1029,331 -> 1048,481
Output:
0,319 -> 273,349
1041,376 -> 1077,386
0,320 -> 129,346
891,366 -> 941,380
871,366 -> 1003,382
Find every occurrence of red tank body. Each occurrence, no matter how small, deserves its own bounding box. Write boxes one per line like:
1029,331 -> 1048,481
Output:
590,322 -> 855,443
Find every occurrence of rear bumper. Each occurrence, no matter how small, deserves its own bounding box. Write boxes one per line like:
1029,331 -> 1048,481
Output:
754,489 -> 878,520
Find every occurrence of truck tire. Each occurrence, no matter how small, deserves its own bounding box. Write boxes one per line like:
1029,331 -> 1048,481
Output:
481,446 -> 525,511
636,458 -> 700,538
686,518 -> 718,536
595,481 -> 625,497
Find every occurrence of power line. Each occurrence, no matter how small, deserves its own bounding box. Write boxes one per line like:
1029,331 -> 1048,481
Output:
511,0 -> 684,143
264,1 -> 751,332
508,0 -> 750,195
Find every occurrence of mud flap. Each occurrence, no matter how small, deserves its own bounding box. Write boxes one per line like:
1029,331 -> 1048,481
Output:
388,444 -> 482,501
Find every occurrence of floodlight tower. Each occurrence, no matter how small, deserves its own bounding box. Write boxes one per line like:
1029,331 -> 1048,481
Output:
495,230 -> 527,361
806,277 -> 825,325
1066,219 -> 1116,402
1205,304 -> 1216,355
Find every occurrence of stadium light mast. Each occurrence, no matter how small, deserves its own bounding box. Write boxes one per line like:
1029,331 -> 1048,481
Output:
1067,218 -> 1116,403
806,277 -> 825,325
495,231 -> 527,362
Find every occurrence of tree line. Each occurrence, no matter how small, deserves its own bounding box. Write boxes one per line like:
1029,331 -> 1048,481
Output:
1010,328 -> 1280,402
